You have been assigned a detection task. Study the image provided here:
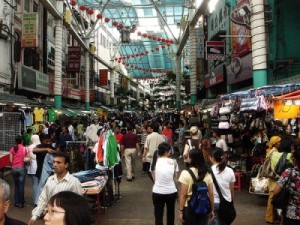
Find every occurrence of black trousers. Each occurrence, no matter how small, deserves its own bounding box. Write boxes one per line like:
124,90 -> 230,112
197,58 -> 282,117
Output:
152,192 -> 177,225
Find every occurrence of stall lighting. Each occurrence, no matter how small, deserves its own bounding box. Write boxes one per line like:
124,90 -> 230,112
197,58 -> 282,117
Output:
14,103 -> 26,106
0,103 -> 6,105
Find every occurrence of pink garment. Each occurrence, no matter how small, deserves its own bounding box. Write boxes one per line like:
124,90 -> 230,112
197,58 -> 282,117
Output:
9,144 -> 28,168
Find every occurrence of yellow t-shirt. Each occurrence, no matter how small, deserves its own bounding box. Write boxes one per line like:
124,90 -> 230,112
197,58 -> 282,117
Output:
178,167 -> 213,207
33,108 -> 45,122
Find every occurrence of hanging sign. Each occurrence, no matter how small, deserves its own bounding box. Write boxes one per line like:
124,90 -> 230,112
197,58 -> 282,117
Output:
99,69 -> 108,86
206,41 -> 225,60
67,46 -> 81,73
22,13 -> 38,47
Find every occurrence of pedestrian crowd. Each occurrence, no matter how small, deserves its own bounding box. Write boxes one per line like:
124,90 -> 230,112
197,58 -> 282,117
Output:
3,114 -> 300,225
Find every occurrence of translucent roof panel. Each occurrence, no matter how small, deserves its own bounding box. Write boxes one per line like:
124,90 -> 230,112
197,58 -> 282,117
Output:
75,0 -> 189,78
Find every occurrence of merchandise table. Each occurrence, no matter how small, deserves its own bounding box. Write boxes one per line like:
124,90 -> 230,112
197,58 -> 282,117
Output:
82,176 -> 108,215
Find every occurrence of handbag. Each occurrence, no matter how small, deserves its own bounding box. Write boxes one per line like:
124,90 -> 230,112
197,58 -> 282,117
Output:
219,105 -> 232,115
218,121 -> 230,129
240,97 -> 260,112
211,170 -> 236,225
249,165 -> 269,195
271,169 -> 293,210
259,151 -> 278,179
23,147 -> 31,166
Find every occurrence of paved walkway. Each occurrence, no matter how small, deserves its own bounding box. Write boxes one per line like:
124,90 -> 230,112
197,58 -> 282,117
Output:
3,156 -> 271,225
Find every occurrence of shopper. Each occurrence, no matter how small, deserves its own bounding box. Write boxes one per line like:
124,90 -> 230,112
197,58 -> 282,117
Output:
273,142 -> 300,225
9,135 -> 29,208
28,152 -> 82,225
212,129 -> 228,158
152,142 -> 179,225
43,191 -> 92,225
265,136 -> 281,224
0,178 -> 27,225
178,149 -> 214,225
182,126 -> 201,168
27,134 -> 41,205
121,125 -> 139,181
209,147 -> 235,225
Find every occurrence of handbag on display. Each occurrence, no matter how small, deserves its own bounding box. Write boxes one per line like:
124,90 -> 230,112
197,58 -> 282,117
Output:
272,169 -> 293,210
211,170 -> 236,225
249,165 -> 269,195
219,104 -> 232,115
218,121 -> 230,129
240,97 -> 260,112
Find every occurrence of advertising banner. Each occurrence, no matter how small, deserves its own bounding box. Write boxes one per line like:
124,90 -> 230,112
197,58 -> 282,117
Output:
227,53 -> 252,84
99,69 -> 108,86
18,65 -> 49,94
204,65 -> 224,88
67,46 -> 81,73
206,41 -> 225,60
22,13 -> 38,47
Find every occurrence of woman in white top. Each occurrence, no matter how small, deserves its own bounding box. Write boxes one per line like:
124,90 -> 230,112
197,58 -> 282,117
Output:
209,147 -> 235,225
152,142 -> 179,225
27,134 -> 40,205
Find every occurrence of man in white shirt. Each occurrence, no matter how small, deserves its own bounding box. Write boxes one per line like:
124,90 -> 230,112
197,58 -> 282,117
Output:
28,152 -> 82,225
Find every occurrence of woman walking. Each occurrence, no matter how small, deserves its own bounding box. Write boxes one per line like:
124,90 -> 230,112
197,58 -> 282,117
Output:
178,149 -> 214,225
183,126 -> 201,168
152,142 -> 179,225
209,147 -> 235,225
9,135 -> 29,208
273,142 -> 300,225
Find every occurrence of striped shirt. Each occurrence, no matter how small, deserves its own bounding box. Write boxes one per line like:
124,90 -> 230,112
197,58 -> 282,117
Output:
31,172 -> 82,220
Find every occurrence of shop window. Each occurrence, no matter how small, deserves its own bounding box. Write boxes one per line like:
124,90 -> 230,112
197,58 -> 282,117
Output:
24,0 -> 30,12
24,48 -> 39,70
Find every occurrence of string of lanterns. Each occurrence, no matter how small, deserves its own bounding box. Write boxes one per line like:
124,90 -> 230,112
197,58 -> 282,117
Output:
69,0 -> 175,77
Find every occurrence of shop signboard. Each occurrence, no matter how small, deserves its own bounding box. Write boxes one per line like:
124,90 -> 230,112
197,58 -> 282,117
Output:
22,13 -> 38,47
204,64 -> 224,88
195,27 -> 204,59
206,41 -> 225,60
67,46 -> 81,73
227,53 -> 252,84
99,69 -> 108,86
18,65 -> 49,94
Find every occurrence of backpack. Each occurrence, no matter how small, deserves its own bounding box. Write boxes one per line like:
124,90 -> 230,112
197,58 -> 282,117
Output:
259,151 -> 278,179
186,168 -> 211,216
274,152 -> 292,176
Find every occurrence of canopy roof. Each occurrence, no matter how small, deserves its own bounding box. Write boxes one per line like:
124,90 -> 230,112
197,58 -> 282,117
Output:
73,0 -> 194,78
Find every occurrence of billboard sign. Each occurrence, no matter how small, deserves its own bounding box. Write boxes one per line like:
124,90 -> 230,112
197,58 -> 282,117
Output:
206,41 -> 225,60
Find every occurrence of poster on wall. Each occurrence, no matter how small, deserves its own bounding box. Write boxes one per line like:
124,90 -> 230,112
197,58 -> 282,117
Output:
99,69 -> 108,86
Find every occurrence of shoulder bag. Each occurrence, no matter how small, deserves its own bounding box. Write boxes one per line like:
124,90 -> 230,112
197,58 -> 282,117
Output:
211,169 -> 236,225
271,168 -> 293,211
259,150 -> 278,179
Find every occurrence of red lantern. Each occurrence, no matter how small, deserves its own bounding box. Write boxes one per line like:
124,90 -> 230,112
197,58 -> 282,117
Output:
122,62 -> 125,65
151,49 -> 155,52
131,54 -> 135,58
79,5 -> 86,11
136,53 -> 140,57
137,31 -> 142,36
130,28 -> 135,33
157,38 -> 161,41
170,40 -> 174,44
118,60 -> 121,63
153,36 -> 157,41
70,0 -> 76,6
155,47 -> 159,51
97,14 -> 103,19
118,24 -> 124,29
115,57 -> 118,61
122,56 -> 126,60
167,43 -> 171,47
104,17 -> 110,23
126,64 -> 129,66
148,35 -> 152,39
145,50 -> 149,54
112,21 -> 118,26
127,55 -> 130,59
141,52 -> 145,55
161,38 -> 166,42
87,8 -> 94,15
143,33 -> 148,37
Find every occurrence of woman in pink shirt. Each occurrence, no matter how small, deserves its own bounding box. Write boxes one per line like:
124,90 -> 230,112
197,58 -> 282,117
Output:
9,135 -> 29,208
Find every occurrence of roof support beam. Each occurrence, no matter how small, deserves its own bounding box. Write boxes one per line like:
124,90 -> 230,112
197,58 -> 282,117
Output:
176,0 -> 209,56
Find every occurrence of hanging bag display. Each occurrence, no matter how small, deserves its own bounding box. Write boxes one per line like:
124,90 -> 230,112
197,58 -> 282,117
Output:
211,170 -> 236,225
273,99 -> 299,119
218,121 -> 230,129
219,102 -> 232,115
240,97 -> 261,112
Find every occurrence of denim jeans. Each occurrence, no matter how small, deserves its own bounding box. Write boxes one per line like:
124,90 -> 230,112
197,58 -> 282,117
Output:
28,174 -> 38,205
209,203 -> 225,225
73,169 -> 104,183
12,167 -> 26,205
152,192 -> 177,225
35,153 -> 53,204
